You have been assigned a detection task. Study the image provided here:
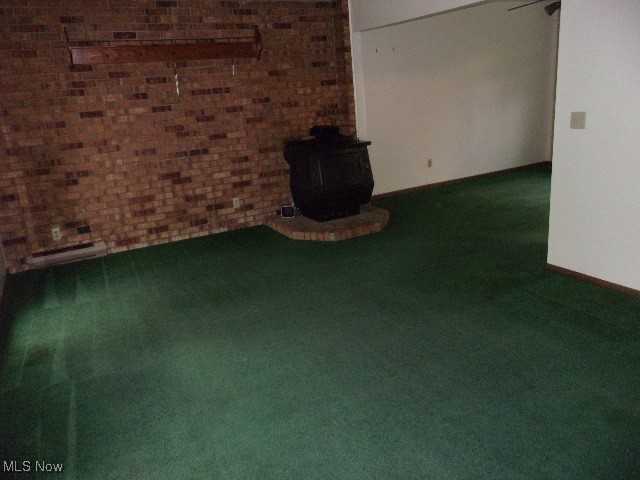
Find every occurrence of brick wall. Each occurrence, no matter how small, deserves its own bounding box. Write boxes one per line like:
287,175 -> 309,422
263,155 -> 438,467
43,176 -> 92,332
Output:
0,0 -> 355,273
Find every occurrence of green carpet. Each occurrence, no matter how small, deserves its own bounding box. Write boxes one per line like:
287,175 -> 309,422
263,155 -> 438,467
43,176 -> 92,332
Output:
1,165 -> 639,479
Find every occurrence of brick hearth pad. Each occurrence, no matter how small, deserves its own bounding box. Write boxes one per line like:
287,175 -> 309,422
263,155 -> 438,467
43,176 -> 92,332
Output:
265,205 -> 389,241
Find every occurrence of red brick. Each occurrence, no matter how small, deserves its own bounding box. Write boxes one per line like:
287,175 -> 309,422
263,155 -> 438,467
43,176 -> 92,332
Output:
0,0 -> 355,273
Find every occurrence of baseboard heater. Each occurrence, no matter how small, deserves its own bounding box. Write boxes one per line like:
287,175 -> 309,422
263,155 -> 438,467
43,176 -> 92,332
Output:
25,241 -> 107,268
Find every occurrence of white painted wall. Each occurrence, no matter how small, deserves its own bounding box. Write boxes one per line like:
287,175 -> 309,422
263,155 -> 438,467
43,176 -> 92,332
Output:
350,33 -> 368,140
350,0 -> 488,32
358,1 -> 558,194
547,0 -> 640,291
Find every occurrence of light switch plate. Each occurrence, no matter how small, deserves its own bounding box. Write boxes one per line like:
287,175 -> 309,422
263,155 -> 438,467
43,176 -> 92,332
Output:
570,111 -> 586,129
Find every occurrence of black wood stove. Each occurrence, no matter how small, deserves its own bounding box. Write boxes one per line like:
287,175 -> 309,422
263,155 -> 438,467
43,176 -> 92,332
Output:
284,136 -> 374,222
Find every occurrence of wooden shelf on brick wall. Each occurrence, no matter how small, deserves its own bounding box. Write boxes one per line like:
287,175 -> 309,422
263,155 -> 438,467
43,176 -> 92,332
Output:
66,26 -> 262,65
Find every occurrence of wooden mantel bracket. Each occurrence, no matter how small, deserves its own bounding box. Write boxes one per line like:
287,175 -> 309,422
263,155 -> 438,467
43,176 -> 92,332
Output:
66,26 -> 262,65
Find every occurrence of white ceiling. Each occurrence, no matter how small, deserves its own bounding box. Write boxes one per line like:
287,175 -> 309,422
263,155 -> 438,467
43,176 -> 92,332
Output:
348,0 -> 543,32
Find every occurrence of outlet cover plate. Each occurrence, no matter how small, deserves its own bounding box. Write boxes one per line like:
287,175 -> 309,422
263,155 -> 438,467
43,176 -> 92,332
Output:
570,111 -> 586,129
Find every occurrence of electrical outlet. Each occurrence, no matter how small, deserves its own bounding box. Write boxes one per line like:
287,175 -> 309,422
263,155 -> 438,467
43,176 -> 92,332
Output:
232,197 -> 241,208
427,159 -> 433,168
570,111 -> 586,129
51,227 -> 61,241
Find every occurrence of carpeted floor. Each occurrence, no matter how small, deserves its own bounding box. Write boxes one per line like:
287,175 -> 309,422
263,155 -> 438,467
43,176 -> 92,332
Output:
1,165 -> 639,479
